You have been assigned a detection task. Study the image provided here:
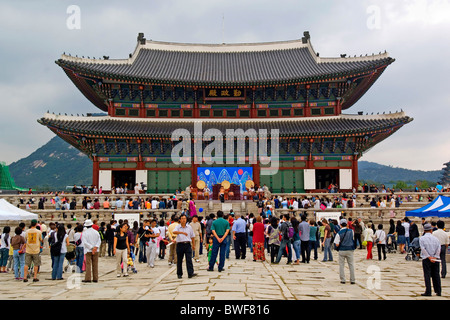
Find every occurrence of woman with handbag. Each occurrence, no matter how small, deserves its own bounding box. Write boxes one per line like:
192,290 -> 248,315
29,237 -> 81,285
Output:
362,222 -> 375,260
11,227 -> 25,280
73,225 -> 84,273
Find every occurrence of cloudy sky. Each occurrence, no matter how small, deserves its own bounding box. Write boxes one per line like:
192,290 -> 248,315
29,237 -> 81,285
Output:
1,0 -> 449,171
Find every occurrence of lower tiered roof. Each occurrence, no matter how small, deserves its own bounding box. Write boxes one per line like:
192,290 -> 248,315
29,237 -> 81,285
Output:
38,112 -> 412,139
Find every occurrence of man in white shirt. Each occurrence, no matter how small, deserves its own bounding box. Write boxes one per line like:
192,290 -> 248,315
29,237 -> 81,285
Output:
151,198 -> 159,209
173,215 -> 197,279
82,219 -> 101,283
402,218 -> 411,249
314,198 -> 321,210
433,221 -> 449,278
302,198 -> 310,208
145,219 -> 160,268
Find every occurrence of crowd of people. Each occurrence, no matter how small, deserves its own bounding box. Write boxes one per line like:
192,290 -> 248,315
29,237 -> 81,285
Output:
0,208 -> 448,296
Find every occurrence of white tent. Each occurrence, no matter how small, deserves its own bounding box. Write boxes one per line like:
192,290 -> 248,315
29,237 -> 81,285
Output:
0,199 -> 39,221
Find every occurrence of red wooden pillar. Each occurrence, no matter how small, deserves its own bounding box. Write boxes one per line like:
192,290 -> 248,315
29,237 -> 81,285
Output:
191,163 -> 198,187
139,85 -> 145,118
306,138 -> 314,169
92,157 -> 99,187
193,87 -> 199,118
252,163 -> 260,187
335,97 -> 342,116
352,155 -> 359,189
251,87 -> 256,118
304,84 -> 311,117
108,100 -> 114,117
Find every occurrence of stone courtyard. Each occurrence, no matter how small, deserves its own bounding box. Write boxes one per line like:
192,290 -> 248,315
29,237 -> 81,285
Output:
0,246 -> 448,301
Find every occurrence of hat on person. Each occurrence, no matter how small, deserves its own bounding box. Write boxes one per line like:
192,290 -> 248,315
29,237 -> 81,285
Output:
84,219 -> 93,227
340,218 -> 347,225
423,223 -> 433,231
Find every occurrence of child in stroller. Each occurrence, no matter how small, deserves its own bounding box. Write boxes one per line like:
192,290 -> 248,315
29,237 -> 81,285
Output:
386,234 -> 397,253
64,243 -> 77,273
405,237 -> 421,261
121,251 -> 138,274
127,251 -> 138,274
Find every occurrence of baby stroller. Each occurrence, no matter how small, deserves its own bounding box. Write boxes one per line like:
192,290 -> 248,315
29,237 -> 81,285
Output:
64,243 -> 77,273
405,237 -> 421,261
128,251 -> 138,274
121,251 -> 138,274
386,234 -> 397,253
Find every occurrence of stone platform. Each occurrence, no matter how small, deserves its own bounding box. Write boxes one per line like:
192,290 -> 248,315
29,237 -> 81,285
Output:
0,245 -> 447,301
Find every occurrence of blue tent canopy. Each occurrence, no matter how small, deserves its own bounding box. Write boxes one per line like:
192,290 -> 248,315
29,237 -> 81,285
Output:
406,195 -> 450,218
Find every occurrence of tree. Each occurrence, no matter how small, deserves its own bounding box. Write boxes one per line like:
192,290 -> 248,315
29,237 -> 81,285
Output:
393,181 -> 409,190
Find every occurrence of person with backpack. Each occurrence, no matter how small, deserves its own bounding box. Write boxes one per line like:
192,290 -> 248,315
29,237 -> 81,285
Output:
273,214 -> 293,264
267,217 -> 281,263
334,219 -> 356,284
23,220 -> 42,282
51,224 -> 70,280
99,222 -> 107,257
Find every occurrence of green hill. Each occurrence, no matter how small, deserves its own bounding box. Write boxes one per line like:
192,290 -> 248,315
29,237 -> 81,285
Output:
8,136 -> 92,191
358,160 -> 441,187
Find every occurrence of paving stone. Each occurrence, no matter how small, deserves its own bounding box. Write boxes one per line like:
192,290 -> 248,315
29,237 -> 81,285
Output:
0,246 -> 447,300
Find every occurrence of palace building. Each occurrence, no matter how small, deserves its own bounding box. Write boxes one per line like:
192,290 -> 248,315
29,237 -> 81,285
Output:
38,31 -> 412,195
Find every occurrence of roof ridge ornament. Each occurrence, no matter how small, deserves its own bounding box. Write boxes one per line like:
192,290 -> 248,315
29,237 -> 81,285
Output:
301,31 -> 310,44
137,32 -> 146,45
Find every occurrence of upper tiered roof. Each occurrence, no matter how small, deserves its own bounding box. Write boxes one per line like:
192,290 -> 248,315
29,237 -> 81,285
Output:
56,32 -> 394,87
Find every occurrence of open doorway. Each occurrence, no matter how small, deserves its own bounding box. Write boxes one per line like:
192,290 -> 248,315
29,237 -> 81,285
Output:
112,170 -> 136,190
315,169 -> 339,190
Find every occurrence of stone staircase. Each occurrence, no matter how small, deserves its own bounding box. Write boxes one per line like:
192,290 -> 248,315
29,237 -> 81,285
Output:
194,200 -> 259,216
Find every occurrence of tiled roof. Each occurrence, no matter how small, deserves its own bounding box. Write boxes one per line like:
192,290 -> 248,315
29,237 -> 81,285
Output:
57,35 -> 393,86
38,112 -> 412,138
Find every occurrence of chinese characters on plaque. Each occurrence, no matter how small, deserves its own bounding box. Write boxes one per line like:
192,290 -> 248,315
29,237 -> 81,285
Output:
206,88 -> 244,98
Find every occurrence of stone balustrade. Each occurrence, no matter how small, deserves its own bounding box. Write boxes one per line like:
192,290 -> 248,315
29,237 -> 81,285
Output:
1,192 -> 449,230
0,207 -> 448,230
1,191 -> 446,208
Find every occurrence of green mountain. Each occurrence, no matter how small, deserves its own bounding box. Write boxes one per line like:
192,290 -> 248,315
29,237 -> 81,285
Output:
8,136 -> 92,191
6,137 -> 443,191
358,160 -> 441,186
